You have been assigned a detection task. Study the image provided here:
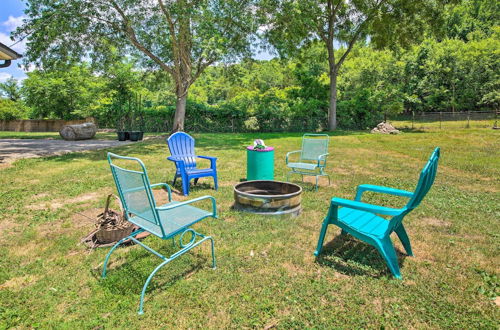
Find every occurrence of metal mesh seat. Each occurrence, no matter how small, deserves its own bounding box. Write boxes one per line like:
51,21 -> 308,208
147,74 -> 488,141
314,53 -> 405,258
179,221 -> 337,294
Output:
286,134 -> 331,190
102,152 -> 217,314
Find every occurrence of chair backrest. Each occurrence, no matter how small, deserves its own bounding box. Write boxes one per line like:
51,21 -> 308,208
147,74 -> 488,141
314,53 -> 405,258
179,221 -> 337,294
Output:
301,134 -> 329,162
406,147 -> 440,210
167,132 -> 197,169
108,153 -> 160,226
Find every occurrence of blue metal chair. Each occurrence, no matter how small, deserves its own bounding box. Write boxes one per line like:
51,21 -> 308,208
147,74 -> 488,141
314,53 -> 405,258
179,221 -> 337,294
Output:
286,134 -> 330,191
314,147 -> 440,279
103,152 -> 217,314
166,132 -> 218,196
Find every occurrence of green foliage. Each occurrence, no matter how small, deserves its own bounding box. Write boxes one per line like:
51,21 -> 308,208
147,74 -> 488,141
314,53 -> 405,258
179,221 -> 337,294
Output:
443,0 -> 500,41
0,99 -> 29,120
22,66 -> 105,120
401,32 -> 500,112
0,78 -> 22,102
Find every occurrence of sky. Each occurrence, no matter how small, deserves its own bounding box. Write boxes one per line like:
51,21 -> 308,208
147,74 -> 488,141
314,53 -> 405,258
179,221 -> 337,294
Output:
0,0 -> 26,83
0,0 -> 274,84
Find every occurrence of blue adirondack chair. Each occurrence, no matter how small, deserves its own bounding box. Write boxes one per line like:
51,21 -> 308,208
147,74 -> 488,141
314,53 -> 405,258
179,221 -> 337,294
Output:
286,133 -> 330,190
103,152 -> 217,314
314,147 -> 440,279
166,132 -> 218,196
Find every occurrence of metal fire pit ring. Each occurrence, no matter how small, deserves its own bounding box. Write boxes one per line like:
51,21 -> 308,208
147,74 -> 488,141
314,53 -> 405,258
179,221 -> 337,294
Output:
233,180 -> 302,216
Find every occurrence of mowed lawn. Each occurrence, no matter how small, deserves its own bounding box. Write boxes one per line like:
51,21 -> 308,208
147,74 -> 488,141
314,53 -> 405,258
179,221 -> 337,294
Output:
0,129 -> 498,328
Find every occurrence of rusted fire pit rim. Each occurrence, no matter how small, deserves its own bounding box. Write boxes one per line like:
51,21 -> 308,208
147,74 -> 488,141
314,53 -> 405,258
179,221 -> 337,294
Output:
234,180 -> 302,198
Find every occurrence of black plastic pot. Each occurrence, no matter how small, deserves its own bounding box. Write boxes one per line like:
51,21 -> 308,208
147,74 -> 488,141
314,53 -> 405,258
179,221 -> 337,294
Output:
138,131 -> 144,141
129,131 -> 142,141
117,131 -> 127,141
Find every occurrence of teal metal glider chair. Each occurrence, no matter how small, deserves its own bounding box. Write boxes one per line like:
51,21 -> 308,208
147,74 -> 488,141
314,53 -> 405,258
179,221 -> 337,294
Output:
286,134 -> 330,191
314,147 -> 440,279
103,152 -> 217,314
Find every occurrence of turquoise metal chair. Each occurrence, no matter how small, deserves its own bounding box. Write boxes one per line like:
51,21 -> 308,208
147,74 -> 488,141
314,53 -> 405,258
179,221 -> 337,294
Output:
286,133 -> 330,191
103,152 -> 217,314
314,147 -> 440,279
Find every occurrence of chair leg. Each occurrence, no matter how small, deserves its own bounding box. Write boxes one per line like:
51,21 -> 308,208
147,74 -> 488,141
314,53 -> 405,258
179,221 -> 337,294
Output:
327,174 -> 331,186
315,175 -> 319,191
395,224 -> 413,256
375,238 -> 402,279
102,229 -> 144,278
139,259 -> 172,315
213,174 -> 218,191
209,236 -> 216,269
194,178 -> 199,185
182,177 -> 190,196
314,218 -> 330,256
172,173 -> 177,186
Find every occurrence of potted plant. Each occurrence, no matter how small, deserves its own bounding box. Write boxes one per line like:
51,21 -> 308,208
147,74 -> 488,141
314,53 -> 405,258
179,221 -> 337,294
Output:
128,96 -> 144,141
116,106 -> 130,141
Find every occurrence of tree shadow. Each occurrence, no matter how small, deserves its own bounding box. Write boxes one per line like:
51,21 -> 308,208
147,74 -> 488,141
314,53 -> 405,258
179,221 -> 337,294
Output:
315,233 -> 408,279
168,180 -> 216,196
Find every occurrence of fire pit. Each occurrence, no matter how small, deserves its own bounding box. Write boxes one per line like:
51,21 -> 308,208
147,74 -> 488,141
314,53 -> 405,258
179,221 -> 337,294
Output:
233,180 -> 302,216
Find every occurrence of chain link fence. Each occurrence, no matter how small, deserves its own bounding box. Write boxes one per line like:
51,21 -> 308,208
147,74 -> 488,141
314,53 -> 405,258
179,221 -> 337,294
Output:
388,111 -> 499,130
96,108 -> 498,133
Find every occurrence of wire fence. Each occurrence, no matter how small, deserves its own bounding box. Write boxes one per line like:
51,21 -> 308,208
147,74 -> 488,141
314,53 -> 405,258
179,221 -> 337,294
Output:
96,109 -> 499,133
388,111 -> 499,130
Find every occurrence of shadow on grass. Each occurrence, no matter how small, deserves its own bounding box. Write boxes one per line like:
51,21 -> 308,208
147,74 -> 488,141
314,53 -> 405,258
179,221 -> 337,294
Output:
168,181 -> 217,196
94,244 -> 210,295
316,234 -> 407,278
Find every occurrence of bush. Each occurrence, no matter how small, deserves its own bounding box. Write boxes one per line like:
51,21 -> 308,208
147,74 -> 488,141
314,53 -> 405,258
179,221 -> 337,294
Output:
0,99 -> 29,120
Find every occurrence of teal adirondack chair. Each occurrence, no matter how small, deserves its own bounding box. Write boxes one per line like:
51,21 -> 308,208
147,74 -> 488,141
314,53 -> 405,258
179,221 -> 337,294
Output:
286,134 -> 331,190
314,147 -> 440,279
103,153 -> 217,314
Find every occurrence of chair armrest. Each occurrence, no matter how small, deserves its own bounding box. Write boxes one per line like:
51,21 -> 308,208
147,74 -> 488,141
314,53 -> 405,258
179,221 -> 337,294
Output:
286,150 -> 302,164
331,197 -> 403,216
197,155 -> 217,168
317,153 -> 329,167
156,195 -> 217,218
167,156 -> 186,171
150,183 -> 172,202
197,155 -> 217,161
355,184 -> 413,201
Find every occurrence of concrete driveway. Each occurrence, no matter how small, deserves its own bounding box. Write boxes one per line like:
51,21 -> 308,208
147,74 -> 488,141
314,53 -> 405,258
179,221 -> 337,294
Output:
0,139 -> 133,163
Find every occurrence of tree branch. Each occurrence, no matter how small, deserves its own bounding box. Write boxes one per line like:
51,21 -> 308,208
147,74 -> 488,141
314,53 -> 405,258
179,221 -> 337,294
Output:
335,0 -> 387,68
108,0 -> 174,75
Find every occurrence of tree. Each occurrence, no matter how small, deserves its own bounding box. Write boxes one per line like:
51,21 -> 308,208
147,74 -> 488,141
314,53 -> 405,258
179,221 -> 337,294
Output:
0,77 -> 22,102
22,66 -> 104,119
260,0 -> 453,130
15,0 -> 256,132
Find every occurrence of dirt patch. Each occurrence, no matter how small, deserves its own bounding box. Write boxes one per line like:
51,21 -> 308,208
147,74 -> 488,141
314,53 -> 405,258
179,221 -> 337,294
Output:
0,220 -> 21,244
0,275 -> 40,291
423,217 -> 451,227
27,191 -> 106,211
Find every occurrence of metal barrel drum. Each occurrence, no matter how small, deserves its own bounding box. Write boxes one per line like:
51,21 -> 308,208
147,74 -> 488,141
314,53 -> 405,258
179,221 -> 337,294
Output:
246,146 -> 274,180
234,180 -> 302,216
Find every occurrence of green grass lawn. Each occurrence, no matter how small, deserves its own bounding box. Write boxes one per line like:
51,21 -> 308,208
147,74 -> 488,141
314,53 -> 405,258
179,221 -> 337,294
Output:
0,129 -> 499,328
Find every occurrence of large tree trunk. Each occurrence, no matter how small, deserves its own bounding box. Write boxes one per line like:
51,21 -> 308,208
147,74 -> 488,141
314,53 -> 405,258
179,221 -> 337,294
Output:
328,71 -> 338,131
172,92 -> 187,132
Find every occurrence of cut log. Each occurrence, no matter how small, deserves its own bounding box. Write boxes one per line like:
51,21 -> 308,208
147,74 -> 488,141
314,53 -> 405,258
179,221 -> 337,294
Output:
59,122 -> 97,141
